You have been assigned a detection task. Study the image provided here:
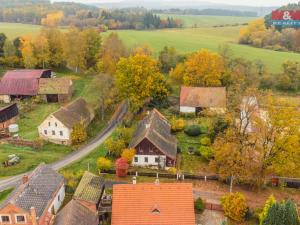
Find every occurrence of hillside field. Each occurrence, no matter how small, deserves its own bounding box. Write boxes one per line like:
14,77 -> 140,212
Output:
157,14 -> 256,27
1,22 -> 300,73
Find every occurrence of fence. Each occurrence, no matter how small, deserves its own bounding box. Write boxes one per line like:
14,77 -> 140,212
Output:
5,138 -> 43,149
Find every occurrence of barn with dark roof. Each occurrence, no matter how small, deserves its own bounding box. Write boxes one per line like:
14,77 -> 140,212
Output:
130,109 -> 177,168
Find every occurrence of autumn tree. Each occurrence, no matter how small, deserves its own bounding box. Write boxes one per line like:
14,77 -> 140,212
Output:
81,28 -> 102,68
276,61 -> 300,91
41,11 -> 64,27
20,35 -> 38,68
131,44 -> 153,56
221,192 -> 248,222
98,33 -> 127,75
121,148 -> 136,163
0,33 -> 7,57
33,32 -> 50,68
3,39 -> 16,57
104,137 -> 126,158
158,46 -> 183,73
42,28 -> 65,67
115,53 -> 169,112
71,123 -> 88,145
63,27 -> 86,72
211,91 -> 300,186
97,157 -> 112,172
170,49 -> 224,87
239,18 -> 266,45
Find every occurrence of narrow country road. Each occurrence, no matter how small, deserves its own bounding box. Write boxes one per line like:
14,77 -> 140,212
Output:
0,102 -> 128,192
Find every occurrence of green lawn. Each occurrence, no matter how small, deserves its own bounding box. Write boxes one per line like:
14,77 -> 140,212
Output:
0,188 -> 14,204
106,27 -> 300,73
157,14 -> 256,28
0,22 -> 42,39
0,144 -> 72,177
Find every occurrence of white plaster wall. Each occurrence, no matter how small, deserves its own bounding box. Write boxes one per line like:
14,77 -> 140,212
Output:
132,155 -> 166,167
0,95 -> 11,103
38,115 -> 71,144
180,106 -> 195,113
48,184 -> 65,214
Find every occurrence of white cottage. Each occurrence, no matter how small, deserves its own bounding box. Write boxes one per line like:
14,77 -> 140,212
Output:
38,98 -> 94,145
180,86 -> 227,114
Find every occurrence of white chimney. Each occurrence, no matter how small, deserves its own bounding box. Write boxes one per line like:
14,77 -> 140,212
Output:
132,176 -> 137,184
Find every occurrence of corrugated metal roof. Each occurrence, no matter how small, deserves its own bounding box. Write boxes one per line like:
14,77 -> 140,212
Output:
0,70 -> 50,95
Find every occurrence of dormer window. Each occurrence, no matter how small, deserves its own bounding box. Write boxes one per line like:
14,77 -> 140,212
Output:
0,215 -> 11,223
151,207 -> 161,215
16,214 -> 26,223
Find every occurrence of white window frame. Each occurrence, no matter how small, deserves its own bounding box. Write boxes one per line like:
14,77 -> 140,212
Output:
15,214 -> 26,224
0,214 -> 12,224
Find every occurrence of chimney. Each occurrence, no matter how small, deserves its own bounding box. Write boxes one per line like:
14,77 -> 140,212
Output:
30,207 -> 38,225
22,175 -> 29,184
132,176 -> 137,184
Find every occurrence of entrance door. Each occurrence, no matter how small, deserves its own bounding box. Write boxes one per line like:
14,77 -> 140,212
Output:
46,94 -> 59,103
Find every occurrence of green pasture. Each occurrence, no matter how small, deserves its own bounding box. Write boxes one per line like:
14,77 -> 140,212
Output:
157,14 -> 256,27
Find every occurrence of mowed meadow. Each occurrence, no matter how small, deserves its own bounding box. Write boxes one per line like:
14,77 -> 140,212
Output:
1,14 -> 300,73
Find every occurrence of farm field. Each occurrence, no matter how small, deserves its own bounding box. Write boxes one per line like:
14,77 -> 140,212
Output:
157,14 -> 256,27
2,22 -> 300,73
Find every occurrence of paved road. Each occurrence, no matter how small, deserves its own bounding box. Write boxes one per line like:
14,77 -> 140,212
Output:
0,102 -> 128,192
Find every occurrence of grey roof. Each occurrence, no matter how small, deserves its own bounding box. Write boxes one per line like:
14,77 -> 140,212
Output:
0,163 -> 64,217
73,171 -> 105,204
54,200 -> 99,225
52,98 -> 94,129
130,109 -> 177,159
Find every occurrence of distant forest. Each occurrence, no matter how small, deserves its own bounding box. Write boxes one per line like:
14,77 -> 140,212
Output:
0,0 -> 183,30
152,8 -> 257,17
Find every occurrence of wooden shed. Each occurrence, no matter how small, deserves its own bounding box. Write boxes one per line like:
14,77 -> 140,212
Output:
0,103 -> 19,131
38,78 -> 73,103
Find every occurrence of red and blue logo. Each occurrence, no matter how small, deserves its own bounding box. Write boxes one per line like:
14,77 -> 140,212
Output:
272,10 -> 300,27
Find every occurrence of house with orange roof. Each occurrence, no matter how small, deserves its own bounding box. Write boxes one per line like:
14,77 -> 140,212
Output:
111,183 -> 195,225
129,109 -> 177,169
180,86 -> 227,114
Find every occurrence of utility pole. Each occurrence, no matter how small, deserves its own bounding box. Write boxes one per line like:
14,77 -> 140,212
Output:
230,175 -> 234,193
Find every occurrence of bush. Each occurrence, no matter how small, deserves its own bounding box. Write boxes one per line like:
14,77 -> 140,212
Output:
194,197 -> 205,213
121,148 -> 136,163
198,146 -> 214,160
71,123 -> 88,145
105,137 -> 126,158
184,125 -> 201,136
171,118 -> 186,132
97,157 -> 112,172
221,192 -> 248,222
200,137 -> 211,146
168,167 -> 177,174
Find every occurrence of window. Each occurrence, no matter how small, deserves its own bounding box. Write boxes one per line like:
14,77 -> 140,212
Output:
144,157 -> 148,163
60,131 -> 63,136
52,130 -> 55,135
134,157 -> 138,163
44,130 -> 47,135
55,122 -> 58,127
58,194 -> 60,202
155,157 -> 159,163
16,215 -> 26,223
1,215 -> 10,223
48,122 -> 51,127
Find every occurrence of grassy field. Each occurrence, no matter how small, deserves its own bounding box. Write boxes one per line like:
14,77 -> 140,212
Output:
2,22 -> 300,73
0,188 -> 13,204
157,14 -> 256,27
107,27 -> 300,73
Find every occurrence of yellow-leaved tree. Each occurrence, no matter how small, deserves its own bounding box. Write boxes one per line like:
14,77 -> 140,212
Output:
41,11 -> 64,27
20,35 -> 38,68
170,49 -> 224,87
121,148 -> 136,163
115,53 -> 169,112
239,18 -> 266,45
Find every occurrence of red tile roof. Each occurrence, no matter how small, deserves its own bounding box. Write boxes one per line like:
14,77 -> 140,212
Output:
0,70 -> 50,95
111,183 -> 195,225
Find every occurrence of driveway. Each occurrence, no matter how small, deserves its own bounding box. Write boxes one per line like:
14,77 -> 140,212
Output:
0,102 -> 128,192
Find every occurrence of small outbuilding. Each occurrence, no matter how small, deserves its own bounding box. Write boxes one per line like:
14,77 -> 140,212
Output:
180,86 -> 227,114
0,103 -> 19,131
38,78 -> 73,103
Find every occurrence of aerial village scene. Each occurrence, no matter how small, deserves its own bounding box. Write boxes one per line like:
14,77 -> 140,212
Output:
0,0 -> 299,225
